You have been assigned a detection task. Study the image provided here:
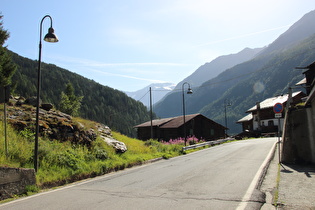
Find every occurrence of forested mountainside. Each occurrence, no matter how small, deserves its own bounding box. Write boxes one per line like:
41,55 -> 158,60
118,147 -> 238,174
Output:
9,51 -> 151,137
154,10 -> 315,134
196,34 -> 315,134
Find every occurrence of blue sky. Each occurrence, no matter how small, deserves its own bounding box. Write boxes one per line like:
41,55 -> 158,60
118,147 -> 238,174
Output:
1,0 -> 315,91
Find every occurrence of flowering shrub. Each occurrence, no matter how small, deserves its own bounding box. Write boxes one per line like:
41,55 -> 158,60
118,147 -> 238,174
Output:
161,138 -> 184,145
161,136 -> 205,145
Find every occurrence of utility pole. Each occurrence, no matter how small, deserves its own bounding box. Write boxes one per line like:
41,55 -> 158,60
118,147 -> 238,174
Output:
224,99 -> 231,137
150,87 -> 153,139
1,86 -> 10,158
4,100 -> 8,158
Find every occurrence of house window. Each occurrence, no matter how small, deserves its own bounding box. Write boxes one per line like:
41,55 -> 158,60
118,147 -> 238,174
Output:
268,120 -> 274,126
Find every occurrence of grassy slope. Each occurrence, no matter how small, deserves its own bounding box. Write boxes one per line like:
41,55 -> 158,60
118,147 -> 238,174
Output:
0,118 -> 183,189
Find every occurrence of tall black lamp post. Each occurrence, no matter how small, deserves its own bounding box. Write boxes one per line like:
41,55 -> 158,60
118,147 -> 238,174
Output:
182,82 -> 193,146
34,15 -> 59,172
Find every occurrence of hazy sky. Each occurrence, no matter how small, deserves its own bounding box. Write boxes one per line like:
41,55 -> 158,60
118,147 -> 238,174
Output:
1,0 -> 314,91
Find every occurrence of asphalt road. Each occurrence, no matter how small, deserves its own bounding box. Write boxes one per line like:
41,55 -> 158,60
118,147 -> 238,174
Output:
0,138 -> 276,210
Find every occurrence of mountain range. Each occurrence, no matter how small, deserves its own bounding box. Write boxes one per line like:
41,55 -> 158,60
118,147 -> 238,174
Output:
125,82 -> 175,108
127,47 -> 263,107
174,47 -> 263,90
153,9 -> 315,134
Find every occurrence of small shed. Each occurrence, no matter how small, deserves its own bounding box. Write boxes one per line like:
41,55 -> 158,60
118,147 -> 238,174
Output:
134,113 -> 226,141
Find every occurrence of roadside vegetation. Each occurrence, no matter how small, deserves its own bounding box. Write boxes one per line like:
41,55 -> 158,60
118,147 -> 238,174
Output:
0,118 -> 187,189
0,14 -> 211,194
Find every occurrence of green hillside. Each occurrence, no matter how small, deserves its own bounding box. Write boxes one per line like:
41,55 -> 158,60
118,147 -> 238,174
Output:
9,51 -> 151,137
199,34 -> 315,133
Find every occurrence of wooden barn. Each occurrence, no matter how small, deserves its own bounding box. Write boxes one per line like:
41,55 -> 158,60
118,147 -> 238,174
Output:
134,113 -> 226,141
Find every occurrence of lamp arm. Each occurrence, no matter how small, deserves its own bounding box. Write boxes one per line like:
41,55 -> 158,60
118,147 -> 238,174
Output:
39,15 -> 53,43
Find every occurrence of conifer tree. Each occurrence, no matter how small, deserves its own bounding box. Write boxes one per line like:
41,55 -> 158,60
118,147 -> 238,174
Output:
0,14 -> 16,88
59,82 -> 83,116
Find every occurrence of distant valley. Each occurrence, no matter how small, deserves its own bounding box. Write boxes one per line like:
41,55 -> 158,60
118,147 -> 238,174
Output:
125,82 -> 175,108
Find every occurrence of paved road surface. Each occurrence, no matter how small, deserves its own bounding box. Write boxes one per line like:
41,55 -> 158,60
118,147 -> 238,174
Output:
0,138 -> 276,210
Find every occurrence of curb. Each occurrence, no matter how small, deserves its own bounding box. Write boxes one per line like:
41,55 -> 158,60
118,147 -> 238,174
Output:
256,141 -> 277,190
144,157 -> 164,164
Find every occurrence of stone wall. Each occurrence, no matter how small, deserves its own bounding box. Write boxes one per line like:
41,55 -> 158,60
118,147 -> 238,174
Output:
0,167 -> 36,200
281,107 -> 315,164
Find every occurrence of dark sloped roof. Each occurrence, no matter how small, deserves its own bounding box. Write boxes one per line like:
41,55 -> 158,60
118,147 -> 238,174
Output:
134,117 -> 173,128
296,61 -> 315,71
135,113 -> 226,130
159,114 -> 200,128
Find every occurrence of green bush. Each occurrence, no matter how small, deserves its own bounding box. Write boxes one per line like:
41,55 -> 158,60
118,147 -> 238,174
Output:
93,147 -> 108,160
56,150 -> 82,170
25,185 -> 39,194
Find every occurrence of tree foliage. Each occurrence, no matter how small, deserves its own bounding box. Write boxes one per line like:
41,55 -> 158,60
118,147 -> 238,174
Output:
0,14 -> 16,88
59,82 -> 83,117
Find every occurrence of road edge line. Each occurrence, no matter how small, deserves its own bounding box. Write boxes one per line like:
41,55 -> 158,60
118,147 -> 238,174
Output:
236,140 -> 277,210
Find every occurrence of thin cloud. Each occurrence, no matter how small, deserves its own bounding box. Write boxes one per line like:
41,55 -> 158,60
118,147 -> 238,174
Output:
196,25 -> 291,47
86,62 -> 187,67
49,54 -> 187,68
48,54 -> 179,83
89,68 -> 168,83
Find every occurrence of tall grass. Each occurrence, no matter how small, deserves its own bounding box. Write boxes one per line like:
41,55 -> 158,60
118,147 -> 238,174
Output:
0,123 -> 33,168
0,121 -> 184,189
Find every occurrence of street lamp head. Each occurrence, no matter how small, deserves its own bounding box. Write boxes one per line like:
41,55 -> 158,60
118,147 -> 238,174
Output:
44,27 -> 59,43
187,87 -> 193,94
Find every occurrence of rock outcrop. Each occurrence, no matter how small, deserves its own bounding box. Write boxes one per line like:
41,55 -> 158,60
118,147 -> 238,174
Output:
96,124 -> 127,153
5,96 -> 127,152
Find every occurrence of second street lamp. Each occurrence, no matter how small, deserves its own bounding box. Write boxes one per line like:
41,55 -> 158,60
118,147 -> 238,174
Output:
34,15 -> 59,172
182,82 -> 193,146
